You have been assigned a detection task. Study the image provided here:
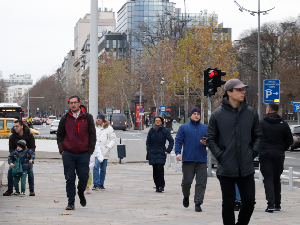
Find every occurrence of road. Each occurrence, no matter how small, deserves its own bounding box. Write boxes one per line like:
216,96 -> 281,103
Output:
33,124 -> 148,140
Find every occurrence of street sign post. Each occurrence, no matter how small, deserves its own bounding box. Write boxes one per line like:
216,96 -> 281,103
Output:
291,101 -> 300,125
160,106 -> 166,115
263,80 -> 280,103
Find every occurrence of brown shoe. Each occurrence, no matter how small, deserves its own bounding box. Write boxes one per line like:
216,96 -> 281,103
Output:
3,189 -> 13,196
29,189 -> 35,196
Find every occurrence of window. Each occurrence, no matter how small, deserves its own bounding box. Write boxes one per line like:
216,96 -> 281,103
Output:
106,40 -> 109,48
113,40 -> 116,48
0,120 -> 3,130
6,120 -> 14,130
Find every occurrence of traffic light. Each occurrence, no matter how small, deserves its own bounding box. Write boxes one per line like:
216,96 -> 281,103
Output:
204,68 -> 227,97
215,70 -> 226,87
50,107 -> 51,110
204,68 -> 218,96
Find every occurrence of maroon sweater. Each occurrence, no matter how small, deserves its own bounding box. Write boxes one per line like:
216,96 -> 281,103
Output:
57,109 -> 96,155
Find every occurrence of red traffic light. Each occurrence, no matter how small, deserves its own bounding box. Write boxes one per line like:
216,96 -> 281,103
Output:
209,70 -> 217,77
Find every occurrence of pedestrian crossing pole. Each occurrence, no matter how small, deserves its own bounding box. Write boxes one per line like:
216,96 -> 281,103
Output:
207,96 -> 212,177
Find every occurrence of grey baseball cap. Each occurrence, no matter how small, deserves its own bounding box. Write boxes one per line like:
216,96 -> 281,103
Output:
224,79 -> 248,91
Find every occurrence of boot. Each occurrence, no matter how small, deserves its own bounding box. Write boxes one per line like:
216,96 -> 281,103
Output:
29,189 -> 35,196
3,189 -> 13,196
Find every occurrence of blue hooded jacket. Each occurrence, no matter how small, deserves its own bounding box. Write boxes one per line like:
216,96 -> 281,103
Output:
175,120 -> 207,162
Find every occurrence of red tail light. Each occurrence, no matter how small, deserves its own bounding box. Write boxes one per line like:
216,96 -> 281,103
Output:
292,133 -> 296,136
125,122 -> 127,125
111,122 -> 113,126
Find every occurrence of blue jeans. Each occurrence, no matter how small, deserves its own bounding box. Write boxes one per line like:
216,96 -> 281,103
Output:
8,164 -> 34,190
235,183 -> 241,202
62,151 -> 90,204
93,158 -> 107,187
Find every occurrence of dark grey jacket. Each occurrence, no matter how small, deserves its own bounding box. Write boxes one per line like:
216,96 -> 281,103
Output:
206,98 -> 263,177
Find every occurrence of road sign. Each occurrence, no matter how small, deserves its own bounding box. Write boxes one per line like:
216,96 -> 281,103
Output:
106,107 -> 113,115
139,107 -> 144,113
139,112 -> 144,116
160,106 -> 166,115
113,109 -> 121,114
291,101 -> 300,112
263,80 -> 280,103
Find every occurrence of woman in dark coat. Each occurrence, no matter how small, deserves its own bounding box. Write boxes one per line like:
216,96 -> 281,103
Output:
146,116 -> 174,192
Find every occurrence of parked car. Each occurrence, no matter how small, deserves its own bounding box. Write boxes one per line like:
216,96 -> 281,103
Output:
0,118 -> 40,136
289,125 -> 300,151
42,118 -> 47,124
50,120 -> 60,134
47,116 -> 57,125
111,114 -> 127,131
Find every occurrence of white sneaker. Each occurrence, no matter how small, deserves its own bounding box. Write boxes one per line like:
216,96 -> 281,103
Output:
20,192 -> 25,197
12,192 -> 20,196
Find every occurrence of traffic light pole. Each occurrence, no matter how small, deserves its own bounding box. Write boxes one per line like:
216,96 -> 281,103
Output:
207,96 -> 212,177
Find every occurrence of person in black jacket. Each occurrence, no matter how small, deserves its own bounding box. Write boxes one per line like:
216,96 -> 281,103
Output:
260,103 -> 293,212
206,79 -> 263,225
146,116 -> 174,193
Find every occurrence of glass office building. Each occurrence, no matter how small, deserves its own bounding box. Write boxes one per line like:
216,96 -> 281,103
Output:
116,0 -> 220,52
116,0 -> 176,52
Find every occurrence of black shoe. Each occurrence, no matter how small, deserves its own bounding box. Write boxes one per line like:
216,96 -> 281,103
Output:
234,201 -> 241,211
195,204 -> 202,212
275,205 -> 281,211
66,204 -> 75,210
157,187 -> 164,192
265,206 -> 275,213
78,193 -> 86,207
183,197 -> 189,208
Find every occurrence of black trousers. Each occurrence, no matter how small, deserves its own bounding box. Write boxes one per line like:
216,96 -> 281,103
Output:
152,164 -> 165,189
62,151 -> 90,204
260,151 -> 285,207
217,174 -> 255,225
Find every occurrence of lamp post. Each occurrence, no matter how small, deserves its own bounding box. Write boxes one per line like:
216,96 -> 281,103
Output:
234,0 -> 275,119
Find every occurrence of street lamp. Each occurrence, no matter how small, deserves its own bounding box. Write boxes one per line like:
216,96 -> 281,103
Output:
234,0 -> 275,120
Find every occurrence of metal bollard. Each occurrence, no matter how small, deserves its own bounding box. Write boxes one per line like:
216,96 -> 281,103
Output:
289,167 -> 293,191
179,160 -> 182,170
259,164 -> 263,184
207,149 -> 212,177
174,154 -> 177,172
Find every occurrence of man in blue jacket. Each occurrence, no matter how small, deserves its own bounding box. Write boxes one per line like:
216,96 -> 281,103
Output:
175,107 -> 207,212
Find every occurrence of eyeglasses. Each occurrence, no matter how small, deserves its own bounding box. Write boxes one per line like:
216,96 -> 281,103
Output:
69,102 -> 79,105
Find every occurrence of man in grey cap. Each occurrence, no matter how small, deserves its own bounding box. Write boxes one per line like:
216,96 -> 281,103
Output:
206,78 -> 263,225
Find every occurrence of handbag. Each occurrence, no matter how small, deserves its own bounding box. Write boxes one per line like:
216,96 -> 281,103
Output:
12,157 -> 23,177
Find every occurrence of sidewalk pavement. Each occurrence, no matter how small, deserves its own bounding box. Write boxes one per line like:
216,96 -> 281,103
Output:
1,160 -> 300,225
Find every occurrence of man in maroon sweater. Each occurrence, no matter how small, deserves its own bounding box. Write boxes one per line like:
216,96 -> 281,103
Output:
57,95 -> 96,210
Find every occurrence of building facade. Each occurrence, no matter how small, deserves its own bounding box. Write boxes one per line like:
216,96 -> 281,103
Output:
74,9 -> 116,87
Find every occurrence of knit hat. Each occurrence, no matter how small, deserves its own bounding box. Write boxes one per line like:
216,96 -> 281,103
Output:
97,114 -> 106,121
190,107 -> 201,116
17,140 -> 27,149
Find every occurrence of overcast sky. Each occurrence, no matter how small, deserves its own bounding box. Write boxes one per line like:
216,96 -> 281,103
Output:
0,0 -> 299,84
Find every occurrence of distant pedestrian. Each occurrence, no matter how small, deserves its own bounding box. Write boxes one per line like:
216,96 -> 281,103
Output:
3,120 -> 36,197
146,116 -> 174,193
145,117 -> 149,128
175,107 -> 207,212
93,114 -> 116,190
206,79 -> 263,225
57,95 -> 96,210
259,103 -> 293,212
8,140 -> 35,196
165,116 -> 173,134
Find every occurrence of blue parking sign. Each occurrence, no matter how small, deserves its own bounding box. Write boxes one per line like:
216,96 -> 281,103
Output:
292,101 -> 300,112
263,80 -> 280,103
160,106 -> 166,115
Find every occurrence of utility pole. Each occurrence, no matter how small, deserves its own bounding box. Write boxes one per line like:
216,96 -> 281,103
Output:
234,0 -> 275,119
89,0 -> 99,119
139,83 -> 142,131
